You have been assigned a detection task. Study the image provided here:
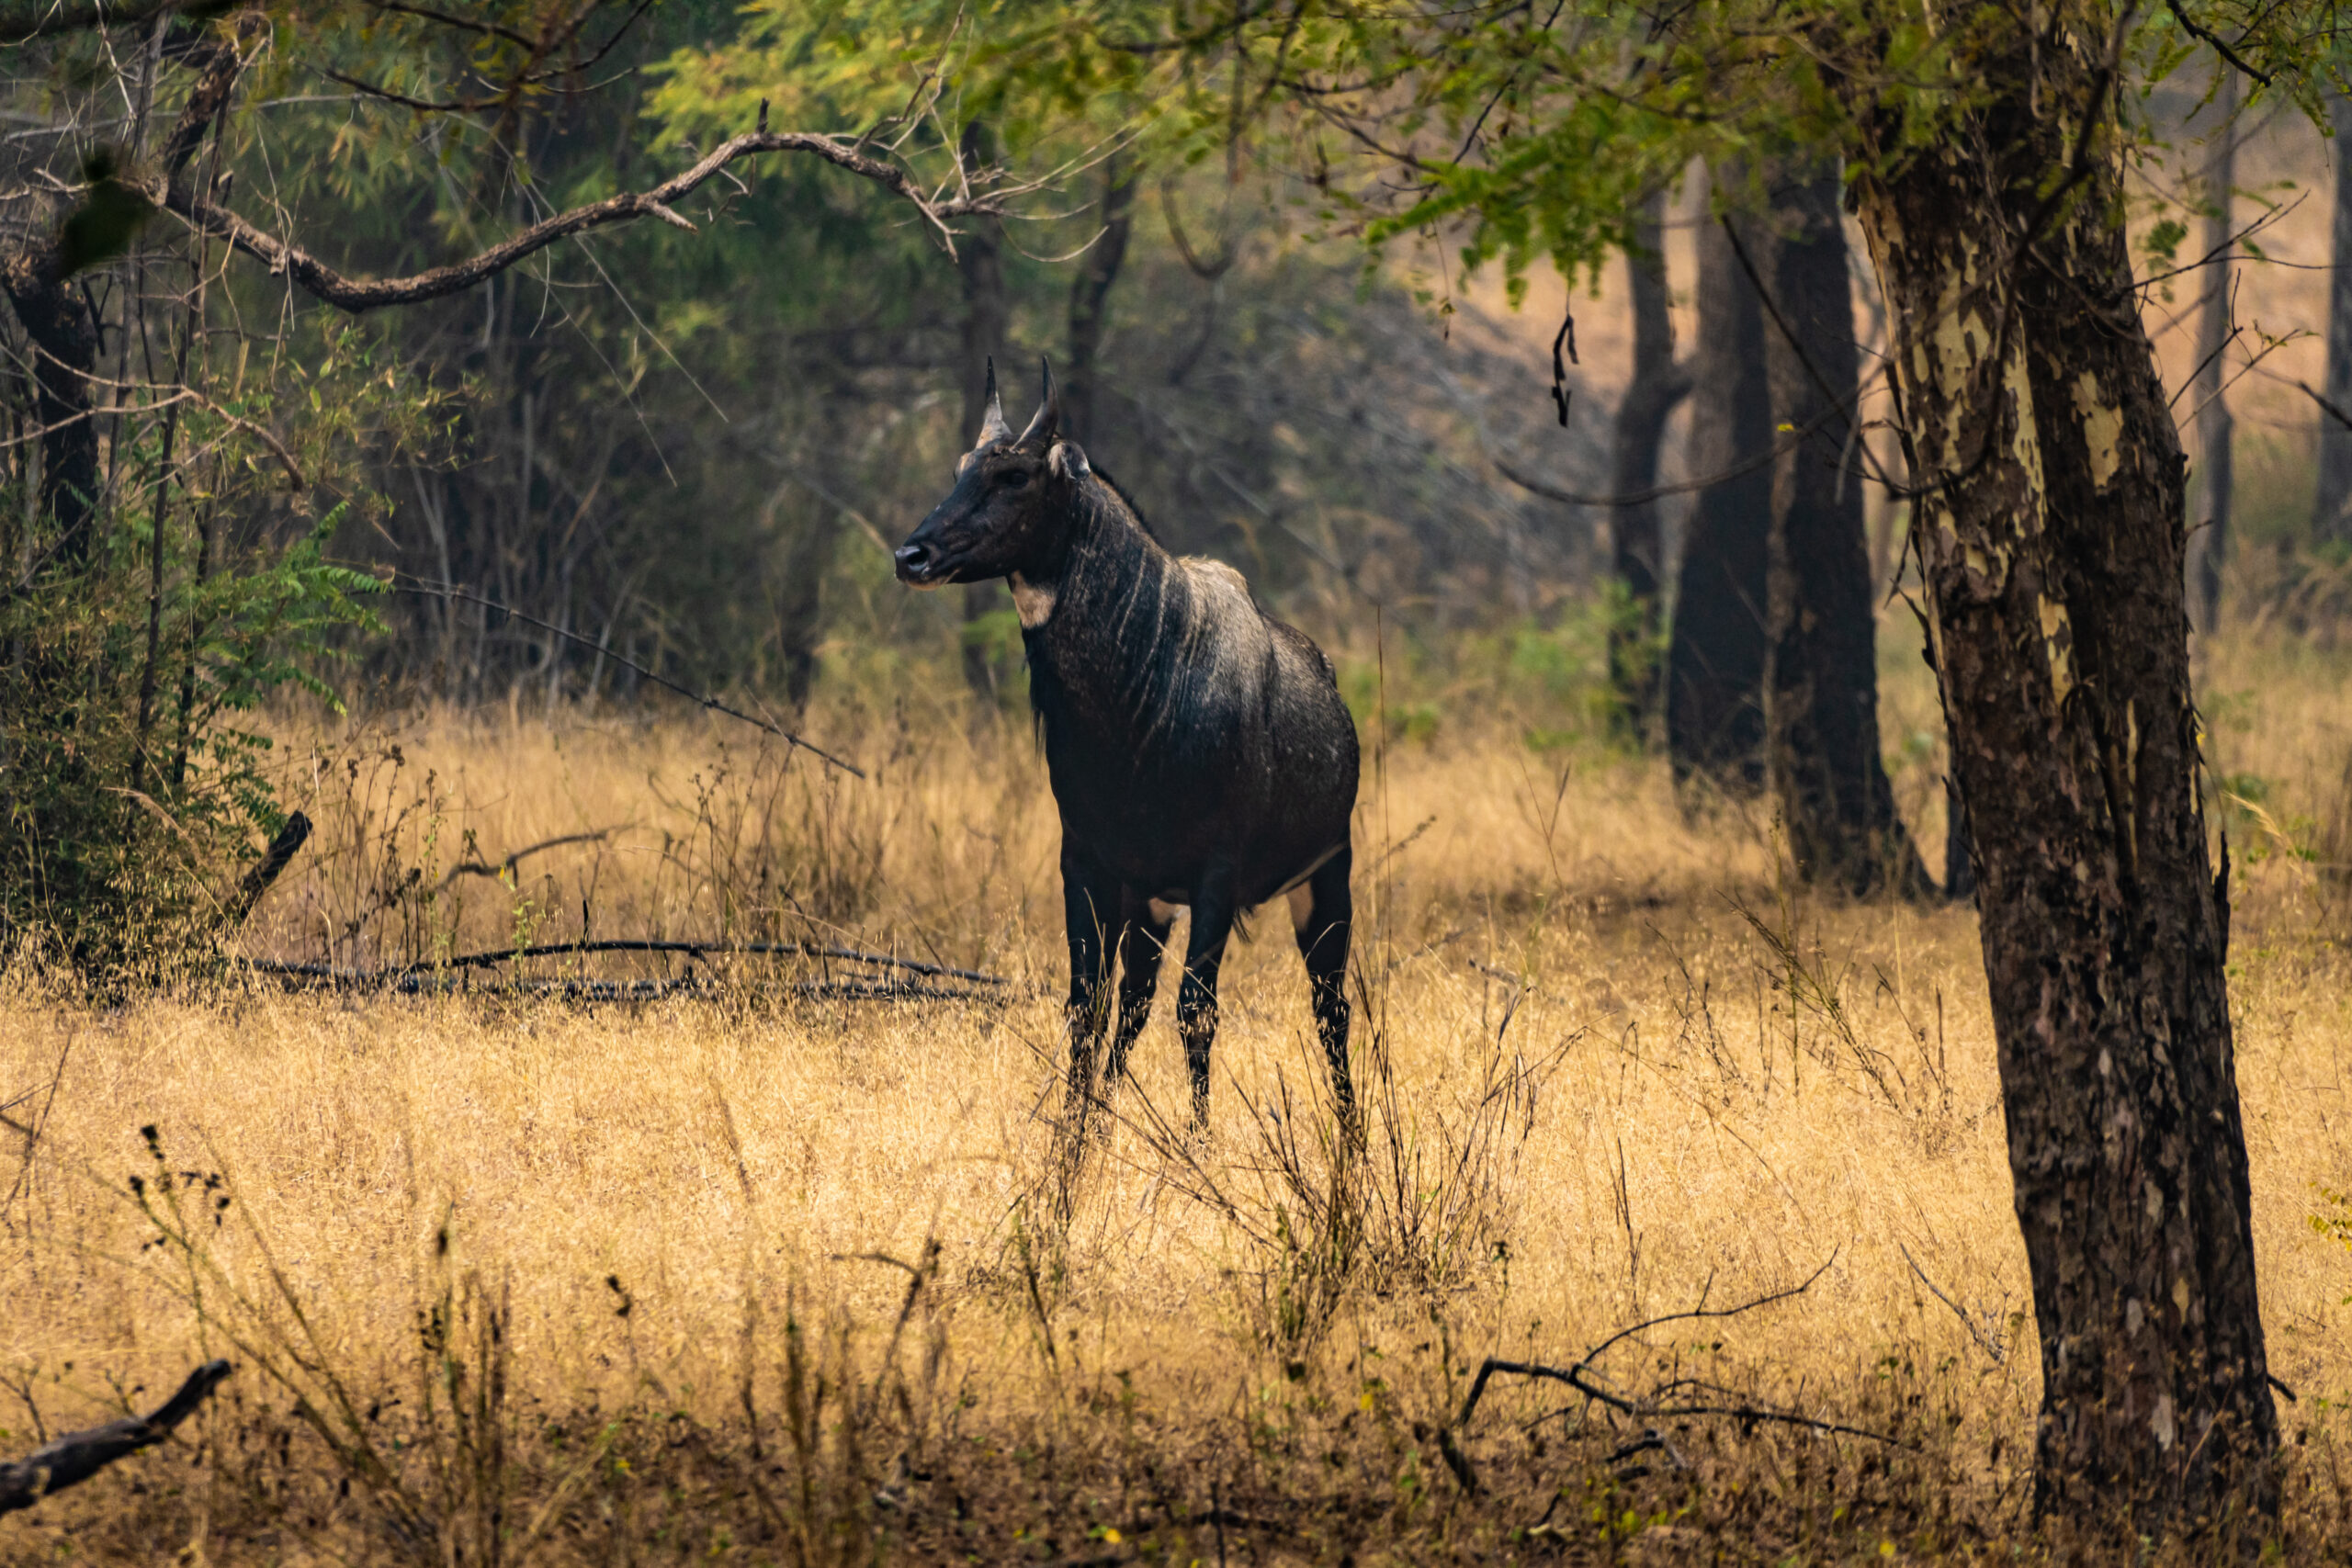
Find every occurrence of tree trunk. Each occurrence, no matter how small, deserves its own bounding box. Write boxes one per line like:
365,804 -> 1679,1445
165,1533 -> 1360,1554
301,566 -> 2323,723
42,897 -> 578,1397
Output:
1850,13 -> 2276,1529
1943,769 -> 1975,902
1610,187 -> 1689,733
957,120 -> 1011,703
2190,65 -> 2237,632
1064,153 -> 1136,450
0,241 -> 100,566
1666,170 -> 1772,791
2315,93 -> 2352,549
1754,163 -> 1930,896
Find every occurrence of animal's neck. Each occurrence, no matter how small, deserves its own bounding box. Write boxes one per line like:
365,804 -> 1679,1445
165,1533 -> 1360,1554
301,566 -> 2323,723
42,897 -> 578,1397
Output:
1023,480 -> 1182,729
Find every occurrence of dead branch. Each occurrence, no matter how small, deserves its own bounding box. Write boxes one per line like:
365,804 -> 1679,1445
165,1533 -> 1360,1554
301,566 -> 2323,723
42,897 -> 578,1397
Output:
2299,378 -> 2352,434
226,810 -> 311,925
0,1360 -> 231,1516
433,829 -> 611,892
150,128 -> 1003,310
1443,1253 -> 1899,1495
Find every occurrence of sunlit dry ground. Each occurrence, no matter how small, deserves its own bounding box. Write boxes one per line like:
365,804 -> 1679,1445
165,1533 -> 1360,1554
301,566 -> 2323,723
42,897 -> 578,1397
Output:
3,628 -> 2350,1561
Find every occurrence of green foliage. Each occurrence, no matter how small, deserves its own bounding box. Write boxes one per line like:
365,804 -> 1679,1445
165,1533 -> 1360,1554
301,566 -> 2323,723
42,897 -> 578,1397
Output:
1,499 -> 384,973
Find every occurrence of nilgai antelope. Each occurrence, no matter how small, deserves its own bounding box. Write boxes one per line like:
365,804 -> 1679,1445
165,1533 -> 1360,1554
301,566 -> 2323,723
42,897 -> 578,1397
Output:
895,360 -> 1360,1132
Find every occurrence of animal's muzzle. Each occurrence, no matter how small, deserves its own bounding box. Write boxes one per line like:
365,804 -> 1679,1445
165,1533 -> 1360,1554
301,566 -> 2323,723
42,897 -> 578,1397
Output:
894,540 -> 943,586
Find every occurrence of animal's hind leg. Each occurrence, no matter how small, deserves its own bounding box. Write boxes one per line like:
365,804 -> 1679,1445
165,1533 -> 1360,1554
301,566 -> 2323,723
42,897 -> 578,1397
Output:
1178,865 -> 1238,1130
1102,891 -> 1172,1091
1292,846 -> 1357,1139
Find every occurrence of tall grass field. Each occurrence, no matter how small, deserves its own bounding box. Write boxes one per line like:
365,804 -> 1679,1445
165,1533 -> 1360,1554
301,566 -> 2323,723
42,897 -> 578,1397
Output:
5,625 -> 2351,1562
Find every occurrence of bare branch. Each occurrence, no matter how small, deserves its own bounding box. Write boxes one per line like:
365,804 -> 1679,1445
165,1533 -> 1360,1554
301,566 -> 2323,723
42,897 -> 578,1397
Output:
362,0 -> 536,50
1442,1254 -> 1896,1494
433,829 -> 612,892
150,129 -> 1006,312
226,810 -> 310,924
0,1360 -> 232,1515
2164,0 -> 2273,86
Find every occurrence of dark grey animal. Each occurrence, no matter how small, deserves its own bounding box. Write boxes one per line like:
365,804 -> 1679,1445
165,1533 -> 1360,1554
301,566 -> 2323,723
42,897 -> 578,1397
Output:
894,360 -> 1360,1130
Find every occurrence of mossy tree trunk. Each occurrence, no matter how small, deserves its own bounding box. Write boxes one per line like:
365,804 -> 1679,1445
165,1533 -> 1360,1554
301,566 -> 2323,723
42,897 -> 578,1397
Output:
1850,10 -> 2277,1527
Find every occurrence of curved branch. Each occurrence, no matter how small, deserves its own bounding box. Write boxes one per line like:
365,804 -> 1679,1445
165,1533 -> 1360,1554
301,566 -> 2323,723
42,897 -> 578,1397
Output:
151,130 -> 999,312
0,1361 -> 232,1515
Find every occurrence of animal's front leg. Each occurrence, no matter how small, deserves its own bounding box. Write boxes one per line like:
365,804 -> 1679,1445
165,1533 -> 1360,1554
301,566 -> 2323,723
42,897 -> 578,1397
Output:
1177,864 -> 1237,1130
1060,845 -> 1122,1133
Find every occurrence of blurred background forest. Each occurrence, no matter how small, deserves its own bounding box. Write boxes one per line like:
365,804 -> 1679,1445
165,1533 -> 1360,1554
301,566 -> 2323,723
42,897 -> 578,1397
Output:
4,0 -> 2351,952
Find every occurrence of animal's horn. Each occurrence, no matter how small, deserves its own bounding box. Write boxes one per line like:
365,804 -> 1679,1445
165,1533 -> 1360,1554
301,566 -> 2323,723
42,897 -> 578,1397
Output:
1017,355 -> 1060,447
977,356 -> 1012,446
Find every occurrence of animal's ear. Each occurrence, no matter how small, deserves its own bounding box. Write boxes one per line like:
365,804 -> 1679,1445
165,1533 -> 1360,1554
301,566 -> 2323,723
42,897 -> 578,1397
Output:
976,355 -> 1012,447
1016,355 -> 1060,448
1048,439 -> 1091,479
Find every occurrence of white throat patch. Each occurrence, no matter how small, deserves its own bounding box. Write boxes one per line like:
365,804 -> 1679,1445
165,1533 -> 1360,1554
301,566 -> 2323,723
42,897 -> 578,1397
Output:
1009,571 -> 1057,628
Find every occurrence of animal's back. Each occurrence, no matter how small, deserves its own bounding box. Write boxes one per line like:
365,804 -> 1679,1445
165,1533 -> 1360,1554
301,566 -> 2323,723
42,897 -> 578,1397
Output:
1171,557 -> 1357,903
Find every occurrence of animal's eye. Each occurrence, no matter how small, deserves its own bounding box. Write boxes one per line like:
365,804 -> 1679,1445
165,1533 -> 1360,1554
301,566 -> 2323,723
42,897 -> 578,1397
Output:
998,468 -> 1032,488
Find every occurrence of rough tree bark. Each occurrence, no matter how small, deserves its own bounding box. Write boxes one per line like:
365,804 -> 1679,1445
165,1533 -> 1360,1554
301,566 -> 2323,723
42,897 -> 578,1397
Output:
1609,187 -> 1690,732
957,119 -> 1012,702
2190,65 -> 2237,632
1666,170 -> 1772,791
1751,164 -> 1929,896
1064,153 -> 1136,449
2315,92 -> 2352,549
1849,8 -> 2277,1529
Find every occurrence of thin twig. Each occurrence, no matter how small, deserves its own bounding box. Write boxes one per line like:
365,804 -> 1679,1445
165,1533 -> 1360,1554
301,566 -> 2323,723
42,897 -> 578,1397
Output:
433,829 -> 612,892
1446,1253 -> 1893,1493
2162,0 -> 2273,86
1896,1241 -> 2006,1364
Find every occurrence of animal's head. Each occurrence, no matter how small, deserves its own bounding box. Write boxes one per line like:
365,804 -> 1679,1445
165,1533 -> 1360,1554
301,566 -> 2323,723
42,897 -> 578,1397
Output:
894,357 -> 1092,587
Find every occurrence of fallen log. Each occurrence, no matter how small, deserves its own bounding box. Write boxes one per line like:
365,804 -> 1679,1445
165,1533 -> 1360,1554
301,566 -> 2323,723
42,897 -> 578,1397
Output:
248,938 -> 1004,987
243,965 -> 1007,1006
0,1360 -> 232,1516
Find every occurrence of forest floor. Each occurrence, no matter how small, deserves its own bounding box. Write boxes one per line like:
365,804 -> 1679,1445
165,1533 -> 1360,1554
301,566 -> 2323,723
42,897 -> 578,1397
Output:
5,629 -> 2352,1563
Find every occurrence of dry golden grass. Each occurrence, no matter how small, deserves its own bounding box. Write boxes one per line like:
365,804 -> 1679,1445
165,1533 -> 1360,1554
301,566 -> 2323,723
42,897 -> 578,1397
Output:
5,625 -> 2352,1562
